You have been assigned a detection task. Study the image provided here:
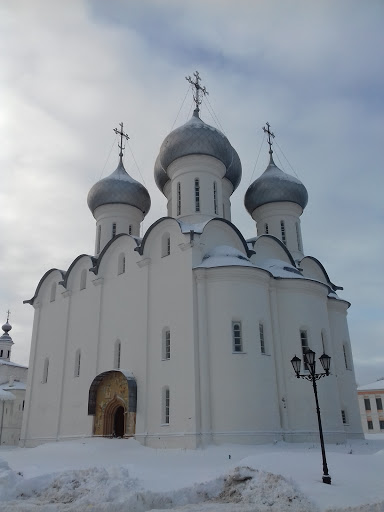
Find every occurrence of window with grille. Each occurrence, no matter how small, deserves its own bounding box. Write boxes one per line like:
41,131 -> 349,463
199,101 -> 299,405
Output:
112,222 -> 116,238
128,225 -> 132,235
265,223 -> 269,234
118,253 -> 126,275
195,179 -> 200,212
300,330 -> 309,370
341,410 -> 347,424
213,182 -> 218,215
177,182 -> 181,216
162,233 -> 171,257
163,387 -> 170,424
343,344 -> 349,369
259,323 -> 266,354
163,329 -> 171,360
280,220 -> 286,245
296,222 -> 302,251
232,322 -> 243,352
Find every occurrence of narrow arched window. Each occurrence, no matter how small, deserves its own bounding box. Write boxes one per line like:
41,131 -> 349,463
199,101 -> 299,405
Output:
112,222 -> 117,238
195,179 -> 200,212
343,344 -> 349,369
42,357 -> 49,383
50,283 -> 56,302
162,387 -> 170,425
259,323 -> 266,354
80,269 -> 87,290
74,349 -> 81,377
162,328 -> 171,360
114,340 -> 121,369
162,233 -> 171,257
232,321 -> 243,352
96,225 -> 101,254
296,222 -> 302,251
280,220 -> 286,245
118,253 -> 126,275
128,225 -> 132,235
213,182 -> 218,215
264,223 -> 269,234
300,329 -> 309,370
177,182 -> 181,216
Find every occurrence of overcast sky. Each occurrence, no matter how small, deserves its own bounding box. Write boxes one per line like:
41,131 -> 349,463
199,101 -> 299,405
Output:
1,0 -> 383,385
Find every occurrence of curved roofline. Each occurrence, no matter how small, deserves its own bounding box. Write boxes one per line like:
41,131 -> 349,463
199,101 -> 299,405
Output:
250,234 -> 297,267
300,255 -> 342,291
91,233 -> 141,275
202,218 -> 255,258
135,217 -> 182,256
60,254 -> 97,288
24,268 -> 66,306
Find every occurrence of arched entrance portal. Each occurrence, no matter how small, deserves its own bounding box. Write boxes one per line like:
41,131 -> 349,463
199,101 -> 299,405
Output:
88,370 -> 137,438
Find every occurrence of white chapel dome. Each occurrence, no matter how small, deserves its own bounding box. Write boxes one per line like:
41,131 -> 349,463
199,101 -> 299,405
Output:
154,109 -> 242,194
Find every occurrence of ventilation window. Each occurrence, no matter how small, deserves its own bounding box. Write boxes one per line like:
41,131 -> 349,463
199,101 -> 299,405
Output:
259,323 -> 266,354
118,253 -> 126,275
213,182 -> 218,215
163,387 -> 170,425
343,344 -> 349,369
163,329 -> 171,360
265,223 -> 269,234
112,222 -> 117,238
42,357 -> 49,383
50,283 -> 56,302
232,321 -> 243,353
296,222 -> 302,251
280,220 -> 286,245
128,225 -> 132,235
195,179 -> 200,212
96,225 -> 101,254
74,349 -> 81,378
114,340 -> 121,369
80,269 -> 87,290
300,330 -> 309,370
177,182 -> 181,216
341,410 -> 348,424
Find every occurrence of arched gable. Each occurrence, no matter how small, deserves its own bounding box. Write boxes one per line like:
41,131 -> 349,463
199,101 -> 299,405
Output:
300,256 -> 342,291
24,268 -> 66,305
198,218 -> 254,259
60,254 -> 96,290
250,235 -> 296,267
136,217 -> 183,257
91,233 -> 141,276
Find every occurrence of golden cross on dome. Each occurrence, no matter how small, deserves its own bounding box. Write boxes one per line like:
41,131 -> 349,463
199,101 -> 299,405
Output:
263,122 -> 275,155
186,71 -> 209,112
113,122 -> 130,162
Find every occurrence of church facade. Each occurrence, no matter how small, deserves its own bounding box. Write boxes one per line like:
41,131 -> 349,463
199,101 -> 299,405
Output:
20,84 -> 363,448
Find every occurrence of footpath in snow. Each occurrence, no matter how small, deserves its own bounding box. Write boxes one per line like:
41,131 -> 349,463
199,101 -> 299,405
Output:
0,436 -> 384,511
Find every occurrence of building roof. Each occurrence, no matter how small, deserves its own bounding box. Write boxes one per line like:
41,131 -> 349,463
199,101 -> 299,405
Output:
0,388 -> 15,401
358,380 -> 384,392
154,109 -> 242,194
0,381 -> 26,391
0,360 -> 28,369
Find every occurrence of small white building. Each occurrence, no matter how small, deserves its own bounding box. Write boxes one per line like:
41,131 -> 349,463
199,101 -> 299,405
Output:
357,380 -> 384,434
0,318 -> 28,445
20,89 -> 363,448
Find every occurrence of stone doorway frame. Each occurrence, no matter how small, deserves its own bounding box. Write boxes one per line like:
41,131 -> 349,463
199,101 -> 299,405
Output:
88,370 -> 137,438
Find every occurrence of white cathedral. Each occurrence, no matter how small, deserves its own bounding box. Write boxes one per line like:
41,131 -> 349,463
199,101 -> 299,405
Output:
20,77 -> 363,448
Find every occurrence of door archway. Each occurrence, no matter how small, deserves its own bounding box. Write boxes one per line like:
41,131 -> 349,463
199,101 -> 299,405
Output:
88,370 -> 137,438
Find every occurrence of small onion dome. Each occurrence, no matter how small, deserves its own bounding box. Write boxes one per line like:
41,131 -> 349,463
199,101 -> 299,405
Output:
87,159 -> 151,216
244,155 -> 308,214
154,109 -> 242,194
0,321 -> 13,344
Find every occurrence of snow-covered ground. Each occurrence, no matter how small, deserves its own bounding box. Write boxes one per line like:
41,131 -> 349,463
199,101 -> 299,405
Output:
1,436 -> 384,511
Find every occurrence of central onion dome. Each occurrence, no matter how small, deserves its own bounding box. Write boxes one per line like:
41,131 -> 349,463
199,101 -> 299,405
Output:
244,154 -> 308,214
154,109 -> 242,194
87,159 -> 151,216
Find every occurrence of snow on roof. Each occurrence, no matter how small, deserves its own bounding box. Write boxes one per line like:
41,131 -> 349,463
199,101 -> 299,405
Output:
257,258 -> 303,278
196,245 -> 254,269
0,381 -> 26,391
0,360 -> 28,369
358,379 -> 384,391
178,219 -> 210,234
0,388 -> 15,401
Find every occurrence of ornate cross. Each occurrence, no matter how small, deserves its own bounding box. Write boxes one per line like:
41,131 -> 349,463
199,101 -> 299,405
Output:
263,122 -> 275,154
185,71 -> 209,112
113,122 -> 130,160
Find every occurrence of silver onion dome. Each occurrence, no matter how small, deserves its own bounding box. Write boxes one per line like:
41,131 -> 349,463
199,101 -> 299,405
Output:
87,159 -> 151,216
154,109 -> 242,194
244,155 -> 308,214
0,320 -> 13,345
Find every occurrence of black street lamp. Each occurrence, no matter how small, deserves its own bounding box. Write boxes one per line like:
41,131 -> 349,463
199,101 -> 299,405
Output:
290,349 -> 332,485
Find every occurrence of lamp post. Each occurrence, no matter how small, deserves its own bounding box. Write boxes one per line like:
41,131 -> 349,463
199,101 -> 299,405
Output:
291,349 -> 332,485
